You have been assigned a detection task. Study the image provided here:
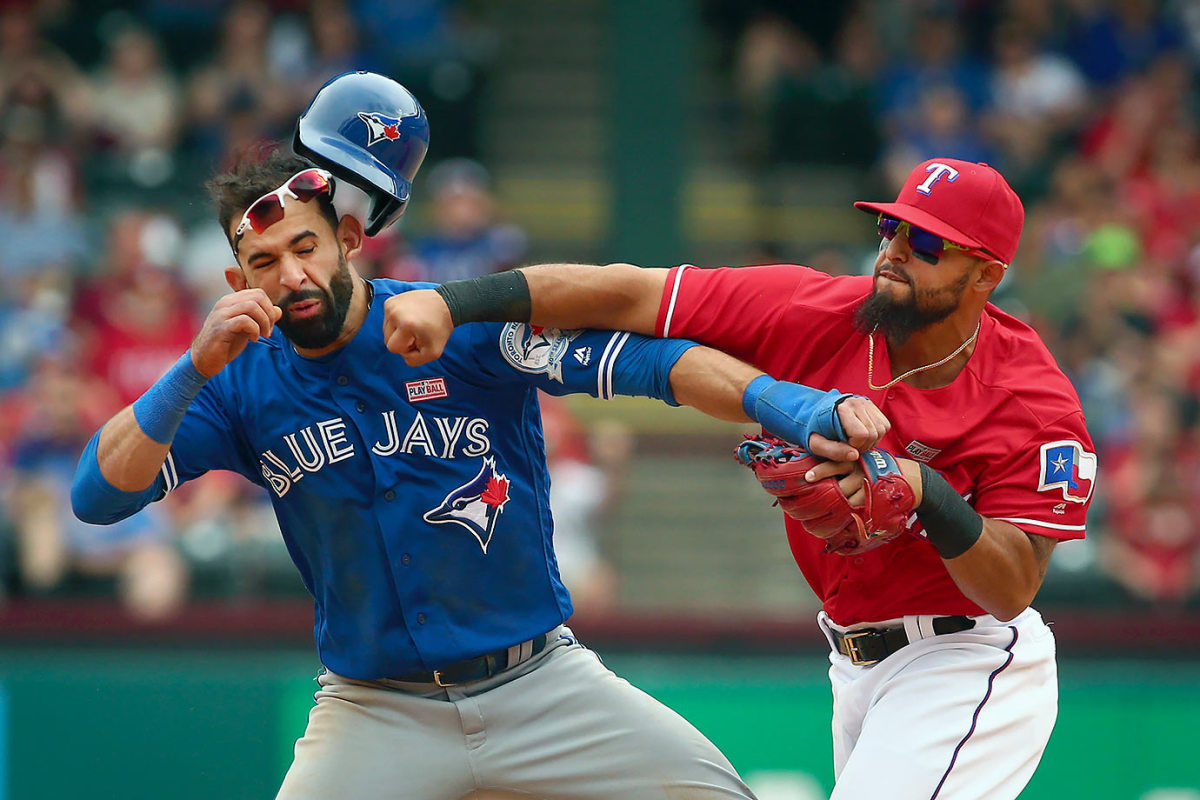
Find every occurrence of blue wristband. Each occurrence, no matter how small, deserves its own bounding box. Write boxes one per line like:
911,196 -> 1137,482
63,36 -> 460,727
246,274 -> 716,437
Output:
743,375 -> 849,446
741,374 -> 775,420
131,351 -> 209,444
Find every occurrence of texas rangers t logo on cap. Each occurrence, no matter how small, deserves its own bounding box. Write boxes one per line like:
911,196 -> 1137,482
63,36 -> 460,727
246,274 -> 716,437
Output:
1037,441 -> 1097,503
916,162 -> 960,196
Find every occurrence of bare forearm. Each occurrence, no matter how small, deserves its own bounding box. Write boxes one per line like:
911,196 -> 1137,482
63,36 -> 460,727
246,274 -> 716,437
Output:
96,407 -> 173,491
900,460 -> 1049,620
942,520 -> 1047,621
521,263 -> 667,334
669,346 -> 759,422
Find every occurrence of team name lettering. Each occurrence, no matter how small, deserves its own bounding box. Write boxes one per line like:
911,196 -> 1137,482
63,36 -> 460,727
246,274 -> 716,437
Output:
261,411 -> 492,497
400,412 -> 435,455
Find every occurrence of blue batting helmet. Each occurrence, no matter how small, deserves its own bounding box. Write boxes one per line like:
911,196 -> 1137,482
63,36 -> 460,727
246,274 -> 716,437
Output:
294,71 -> 430,236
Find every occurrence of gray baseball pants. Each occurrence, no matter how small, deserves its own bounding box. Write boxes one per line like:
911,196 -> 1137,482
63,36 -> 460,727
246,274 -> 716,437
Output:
276,627 -> 757,800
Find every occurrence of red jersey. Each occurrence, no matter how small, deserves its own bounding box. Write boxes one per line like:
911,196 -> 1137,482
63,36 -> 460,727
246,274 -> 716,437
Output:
656,264 -> 1096,625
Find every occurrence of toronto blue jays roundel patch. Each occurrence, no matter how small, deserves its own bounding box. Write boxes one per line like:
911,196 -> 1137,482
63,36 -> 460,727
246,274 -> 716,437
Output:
498,323 -> 582,383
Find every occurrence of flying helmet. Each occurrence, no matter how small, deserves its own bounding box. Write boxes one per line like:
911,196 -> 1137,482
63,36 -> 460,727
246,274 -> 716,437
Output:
294,71 -> 430,236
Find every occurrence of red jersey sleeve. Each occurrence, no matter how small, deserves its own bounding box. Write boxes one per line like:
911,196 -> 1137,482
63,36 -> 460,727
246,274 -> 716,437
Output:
972,410 -> 1097,540
655,264 -> 871,366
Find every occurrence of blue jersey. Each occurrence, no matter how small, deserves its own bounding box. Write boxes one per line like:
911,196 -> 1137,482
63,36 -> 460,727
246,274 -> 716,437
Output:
100,280 -> 694,680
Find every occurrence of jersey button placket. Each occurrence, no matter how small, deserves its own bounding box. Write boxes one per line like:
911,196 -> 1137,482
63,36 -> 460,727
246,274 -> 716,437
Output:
336,375 -> 349,386
384,490 -> 396,502
416,613 -> 427,625
401,553 -> 412,566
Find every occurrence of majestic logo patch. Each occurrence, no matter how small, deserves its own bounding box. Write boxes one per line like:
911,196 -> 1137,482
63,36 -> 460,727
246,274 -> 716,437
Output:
498,323 -> 581,383
1037,441 -> 1097,503
405,377 -> 448,403
358,110 -> 417,147
573,346 -> 592,366
905,440 -> 941,463
423,457 -> 511,552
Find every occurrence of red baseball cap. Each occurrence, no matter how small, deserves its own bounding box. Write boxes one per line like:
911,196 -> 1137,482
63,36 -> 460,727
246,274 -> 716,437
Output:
854,158 -> 1024,266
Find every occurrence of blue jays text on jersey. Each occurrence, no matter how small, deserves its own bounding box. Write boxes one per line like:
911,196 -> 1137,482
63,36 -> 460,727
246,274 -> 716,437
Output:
76,280 -> 695,681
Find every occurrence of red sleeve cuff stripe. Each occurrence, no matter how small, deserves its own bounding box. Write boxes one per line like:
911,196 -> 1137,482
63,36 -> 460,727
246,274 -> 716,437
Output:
661,265 -> 692,338
994,516 -> 1086,532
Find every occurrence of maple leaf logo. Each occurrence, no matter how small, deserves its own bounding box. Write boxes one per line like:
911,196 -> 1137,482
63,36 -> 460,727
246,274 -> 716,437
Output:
383,123 -> 400,140
481,475 -> 510,509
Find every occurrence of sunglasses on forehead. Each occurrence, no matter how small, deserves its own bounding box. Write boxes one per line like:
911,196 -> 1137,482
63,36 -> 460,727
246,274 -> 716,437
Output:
232,168 -> 334,254
876,214 -> 1001,266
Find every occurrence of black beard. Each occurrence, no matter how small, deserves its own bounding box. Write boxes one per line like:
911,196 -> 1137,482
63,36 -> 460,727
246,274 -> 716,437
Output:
276,250 -> 355,349
853,270 -> 969,345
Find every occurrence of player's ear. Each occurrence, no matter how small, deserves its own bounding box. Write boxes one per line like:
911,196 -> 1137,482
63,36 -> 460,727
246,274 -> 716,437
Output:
225,265 -> 249,291
337,213 -> 364,262
974,259 -> 1005,294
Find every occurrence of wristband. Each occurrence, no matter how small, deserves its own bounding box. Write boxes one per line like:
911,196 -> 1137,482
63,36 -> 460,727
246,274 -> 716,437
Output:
435,270 -> 532,326
740,374 -> 776,420
743,376 -> 848,444
131,351 -> 209,444
916,462 -> 983,559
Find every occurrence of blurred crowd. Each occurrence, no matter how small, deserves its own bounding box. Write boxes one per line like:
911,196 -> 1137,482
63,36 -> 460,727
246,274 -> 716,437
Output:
0,0 -> 1197,618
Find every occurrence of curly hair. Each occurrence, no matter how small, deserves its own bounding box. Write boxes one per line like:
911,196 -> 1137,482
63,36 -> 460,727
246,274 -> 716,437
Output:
207,145 -> 340,249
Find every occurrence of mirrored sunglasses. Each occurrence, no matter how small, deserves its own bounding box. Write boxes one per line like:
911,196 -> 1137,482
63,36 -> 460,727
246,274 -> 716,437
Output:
876,214 -> 996,266
233,168 -> 333,254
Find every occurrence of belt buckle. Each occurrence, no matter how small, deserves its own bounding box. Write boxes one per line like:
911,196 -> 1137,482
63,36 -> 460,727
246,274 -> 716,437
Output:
840,631 -> 880,666
432,670 -> 453,687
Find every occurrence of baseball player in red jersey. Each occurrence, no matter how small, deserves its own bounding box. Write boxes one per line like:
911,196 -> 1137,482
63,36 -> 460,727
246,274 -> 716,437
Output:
383,158 -> 1096,799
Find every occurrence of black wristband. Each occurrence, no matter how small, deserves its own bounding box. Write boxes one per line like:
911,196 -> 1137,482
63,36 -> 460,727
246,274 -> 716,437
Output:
434,270 -> 532,326
916,462 -> 984,559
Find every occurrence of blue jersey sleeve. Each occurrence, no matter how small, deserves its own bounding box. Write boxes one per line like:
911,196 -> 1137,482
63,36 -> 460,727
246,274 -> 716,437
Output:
72,379 -> 260,524
160,379 -> 262,492
470,322 -> 697,404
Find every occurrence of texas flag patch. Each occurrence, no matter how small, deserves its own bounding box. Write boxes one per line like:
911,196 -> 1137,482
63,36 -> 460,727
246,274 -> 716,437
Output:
1037,441 -> 1097,503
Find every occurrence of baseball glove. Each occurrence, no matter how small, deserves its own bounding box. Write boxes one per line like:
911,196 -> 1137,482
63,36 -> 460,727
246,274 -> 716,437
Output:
734,434 -> 916,556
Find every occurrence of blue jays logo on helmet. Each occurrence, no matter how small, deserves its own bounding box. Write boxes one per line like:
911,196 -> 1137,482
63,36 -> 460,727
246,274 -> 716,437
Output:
423,457 -> 511,553
358,110 -> 418,147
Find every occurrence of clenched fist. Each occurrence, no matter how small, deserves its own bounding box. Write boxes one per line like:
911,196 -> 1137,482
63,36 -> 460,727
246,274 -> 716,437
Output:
191,289 -> 282,377
383,289 -> 455,365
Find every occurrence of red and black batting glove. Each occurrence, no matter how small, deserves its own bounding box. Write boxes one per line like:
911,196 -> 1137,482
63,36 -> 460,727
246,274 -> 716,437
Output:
734,434 -> 916,555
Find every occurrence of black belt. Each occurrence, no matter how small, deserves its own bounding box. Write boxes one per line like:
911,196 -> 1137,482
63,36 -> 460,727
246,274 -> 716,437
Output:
392,632 -> 552,687
831,616 -> 976,666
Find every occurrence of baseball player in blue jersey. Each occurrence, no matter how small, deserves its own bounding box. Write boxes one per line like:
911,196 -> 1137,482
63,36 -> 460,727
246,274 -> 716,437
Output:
72,72 -> 889,799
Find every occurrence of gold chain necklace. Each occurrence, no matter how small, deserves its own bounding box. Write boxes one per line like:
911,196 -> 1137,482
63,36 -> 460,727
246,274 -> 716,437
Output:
867,320 -> 981,391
